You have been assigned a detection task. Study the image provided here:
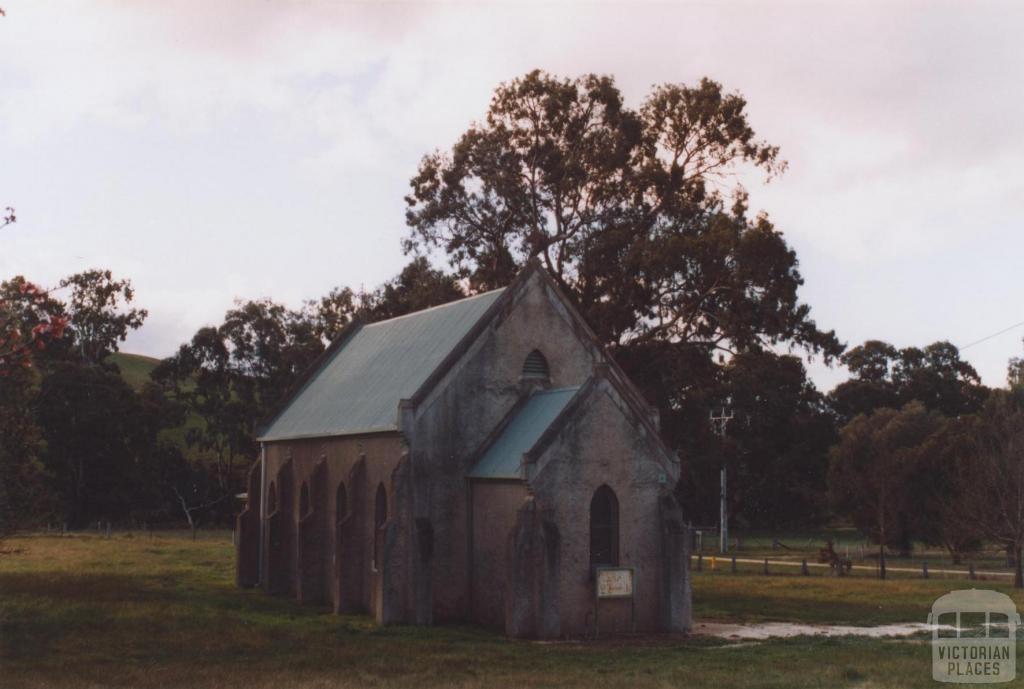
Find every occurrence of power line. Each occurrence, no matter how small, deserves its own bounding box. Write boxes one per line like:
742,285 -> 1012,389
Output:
959,320 -> 1024,351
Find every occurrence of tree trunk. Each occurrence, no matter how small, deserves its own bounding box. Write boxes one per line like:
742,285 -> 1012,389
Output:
173,487 -> 197,540
879,544 -> 886,580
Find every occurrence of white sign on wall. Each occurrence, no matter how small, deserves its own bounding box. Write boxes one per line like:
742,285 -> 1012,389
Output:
596,567 -> 634,599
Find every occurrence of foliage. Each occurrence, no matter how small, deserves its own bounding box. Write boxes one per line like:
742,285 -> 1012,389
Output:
60,269 -> 148,365
153,256 -> 468,518
0,270 -> 160,530
405,70 -> 844,530
1009,337 -> 1024,389
0,368 -> 53,535
365,256 -> 465,321
828,402 -> 944,561
35,363 -> 176,527
909,414 -> 984,563
0,276 -> 68,375
405,70 -> 840,360
153,300 -> 324,511
300,257 -> 466,341
830,340 -> 986,423
949,390 -> 1024,587
673,351 -> 836,528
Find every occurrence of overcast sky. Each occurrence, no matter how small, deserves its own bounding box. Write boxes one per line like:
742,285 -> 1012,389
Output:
2,0 -> 1022,391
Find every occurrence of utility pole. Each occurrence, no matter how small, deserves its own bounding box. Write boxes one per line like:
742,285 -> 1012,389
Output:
710,407 -> 734,554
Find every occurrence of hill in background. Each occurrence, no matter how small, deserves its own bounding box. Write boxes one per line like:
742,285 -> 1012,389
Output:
106,352 -> 162,390
106,352 -> 210,466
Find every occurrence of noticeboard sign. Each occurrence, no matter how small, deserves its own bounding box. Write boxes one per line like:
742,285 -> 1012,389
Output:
596,567 -> 634,599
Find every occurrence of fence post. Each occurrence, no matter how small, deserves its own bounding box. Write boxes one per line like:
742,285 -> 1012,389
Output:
801,559 -> 809,576
731,556 -> 737,573
922,562 -> 929,579
969,563 -> 976,581
763,558 -> 769,576
106,522 -> 111,539
697,554 -> 703,572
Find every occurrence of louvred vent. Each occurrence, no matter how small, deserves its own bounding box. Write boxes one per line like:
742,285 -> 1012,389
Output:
522,350 -> 550,380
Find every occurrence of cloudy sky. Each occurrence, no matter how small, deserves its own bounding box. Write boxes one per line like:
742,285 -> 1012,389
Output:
2,0 -> 1022,391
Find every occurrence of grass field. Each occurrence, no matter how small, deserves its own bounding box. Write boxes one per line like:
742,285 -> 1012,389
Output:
2,532 -> 1022,689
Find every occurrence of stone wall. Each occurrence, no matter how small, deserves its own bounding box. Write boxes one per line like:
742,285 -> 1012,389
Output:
469,480 -> 529,629
235,461 -> 261,588
244,267 -> 689,635
526,374 -> 684,636
406,271 -> 602,622
261,433 -> 405,621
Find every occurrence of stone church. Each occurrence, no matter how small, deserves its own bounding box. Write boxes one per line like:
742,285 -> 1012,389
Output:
236,261 -> 692,638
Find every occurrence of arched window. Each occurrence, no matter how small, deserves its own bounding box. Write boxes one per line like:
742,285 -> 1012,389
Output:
590,485 -> 619,568
267,481 -> 278,514
522,349 -> 550,381
373,483 -> 387,571
299,482 -> 311,517
336,482 -> 348,526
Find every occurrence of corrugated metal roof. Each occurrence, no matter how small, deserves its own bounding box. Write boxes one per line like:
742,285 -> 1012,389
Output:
259,289 -> 506,441
468,386 -> 580,480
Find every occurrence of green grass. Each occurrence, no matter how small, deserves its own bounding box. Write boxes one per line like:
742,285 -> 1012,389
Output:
694,567 -> 1024,625
1,531 -> 1019,688
106,352 -> 162,390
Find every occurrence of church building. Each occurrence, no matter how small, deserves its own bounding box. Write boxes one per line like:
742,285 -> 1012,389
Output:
236,261 -> 692,638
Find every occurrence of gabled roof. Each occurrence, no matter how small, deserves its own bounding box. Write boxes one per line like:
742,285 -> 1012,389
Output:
468,387 -> 580,480
258,289 -> 505,441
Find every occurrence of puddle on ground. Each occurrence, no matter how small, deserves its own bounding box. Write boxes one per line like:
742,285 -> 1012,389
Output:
694,621 -> 938,640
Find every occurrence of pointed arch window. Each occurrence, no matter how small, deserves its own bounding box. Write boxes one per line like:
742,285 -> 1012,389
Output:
299,482 -> 311,518
590,485 -> 619,568
373,483 -> 387,571
336,482 -> 348,526
267,481 -> 278,514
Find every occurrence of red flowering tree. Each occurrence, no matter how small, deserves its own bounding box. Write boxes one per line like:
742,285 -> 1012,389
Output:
0,279 -> 69,376
1,208 -> 70,374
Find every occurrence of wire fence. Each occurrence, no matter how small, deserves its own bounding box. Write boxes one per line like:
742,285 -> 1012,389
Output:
691,553 -> 1016,581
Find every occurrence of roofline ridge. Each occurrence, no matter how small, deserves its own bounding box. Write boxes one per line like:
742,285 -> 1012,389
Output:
522,377 -> 599,465
260,286 -> 507,442
407,261 -> 545,408
524,368 -> 679,470
464,391 -> 539,478
255,318 -> 366,440
362,287 -> 507,328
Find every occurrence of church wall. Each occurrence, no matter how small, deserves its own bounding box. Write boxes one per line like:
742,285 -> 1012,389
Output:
245,266 -> 689,635
407,272 -> 603,621
261,432 -> 405,617
527,378 -> 680,636
468,480 -> 529,629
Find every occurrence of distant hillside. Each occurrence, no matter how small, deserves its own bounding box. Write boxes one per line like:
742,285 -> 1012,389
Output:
107,351 -> 209,462
107,352 -> 162,389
